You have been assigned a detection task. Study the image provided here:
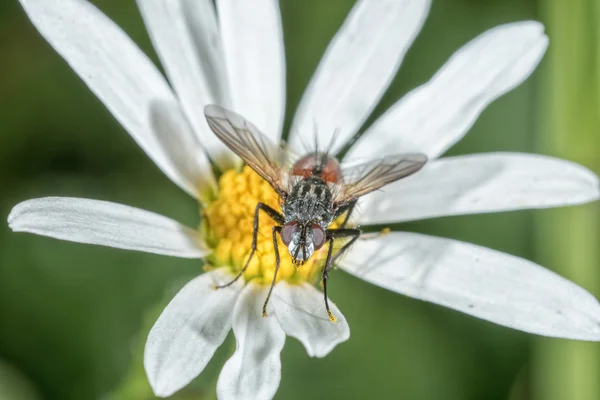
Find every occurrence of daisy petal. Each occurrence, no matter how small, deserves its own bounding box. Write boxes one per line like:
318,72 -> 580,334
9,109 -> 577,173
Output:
19,0 -> 206,195
150,100 -> 216,196
272,282 -> 350,358
347,21 -> 548,160
342,232 -> 600,340
289,0 -> 431,153
8,197 -> 205,258
217,283 -> 285,400
217,0 -> 286,142
144,269 -> 242,397
357,153 -> 600,224
137,0 -> 235,167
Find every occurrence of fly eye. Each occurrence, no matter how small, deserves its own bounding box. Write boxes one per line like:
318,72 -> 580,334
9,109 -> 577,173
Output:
312,224 -> 326,249
281,221 -> 297,246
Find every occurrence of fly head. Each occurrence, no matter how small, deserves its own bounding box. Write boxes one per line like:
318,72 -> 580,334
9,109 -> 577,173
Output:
281,220 -> 327,265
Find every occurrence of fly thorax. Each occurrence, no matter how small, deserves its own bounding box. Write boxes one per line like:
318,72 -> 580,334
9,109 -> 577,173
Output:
284,178 -> 334,224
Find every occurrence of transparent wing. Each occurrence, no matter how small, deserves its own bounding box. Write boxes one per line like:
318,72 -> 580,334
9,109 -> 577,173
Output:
204,105 -> 289,195
335,154 -> 427,202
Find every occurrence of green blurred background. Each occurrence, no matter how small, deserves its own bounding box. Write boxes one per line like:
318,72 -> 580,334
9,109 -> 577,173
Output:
1,0 -> 598,399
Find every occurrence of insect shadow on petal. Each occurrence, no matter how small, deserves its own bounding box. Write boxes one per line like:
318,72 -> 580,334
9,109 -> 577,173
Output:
204,105 -> 427,321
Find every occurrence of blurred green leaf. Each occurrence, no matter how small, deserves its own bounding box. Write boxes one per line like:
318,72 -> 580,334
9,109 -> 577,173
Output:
533,1 -> 600,400
0,360 -> 41,400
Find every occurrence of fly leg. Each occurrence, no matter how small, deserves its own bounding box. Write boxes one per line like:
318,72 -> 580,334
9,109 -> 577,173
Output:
335,199 -> 390,240
321,228 -> 361,321
215,202 -> 284,289
339,199 -> 357,228
262,226 -> 282,317
360,228 -> 392,240
322,238 -> 336,321
332,199 -> 358,228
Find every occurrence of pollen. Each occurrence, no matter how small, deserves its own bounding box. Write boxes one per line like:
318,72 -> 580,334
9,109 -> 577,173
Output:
202,166 -> 325,285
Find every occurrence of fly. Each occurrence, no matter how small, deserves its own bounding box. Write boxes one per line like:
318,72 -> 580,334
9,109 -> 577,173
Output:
204,105 -> 427,321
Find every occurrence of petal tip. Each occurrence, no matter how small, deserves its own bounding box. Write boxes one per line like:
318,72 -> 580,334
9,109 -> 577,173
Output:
311,330 -> 351,358
591,185 -> 600,203
147,377 -> 176,399
144,359 -> 174,398
497,20 -> 547,44
575,164 -> 600,203
6,201 -> 27,230
6,208 -> 17,227
512,20 -> 546,34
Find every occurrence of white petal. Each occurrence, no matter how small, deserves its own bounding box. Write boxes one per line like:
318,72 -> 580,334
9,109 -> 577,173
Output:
357,153 -> 600,224
8,197 -> 205,258
19,0 -> 208,195
137,0 -> 235,168
272,282 -> 349,358
217,283 -> 285,400
144,269 -> 242,397
289,0 -> 431,153
347,21 -> 548,161
150,100 -> 217,196
342,232 -> 600,340
217,0 -> 286,142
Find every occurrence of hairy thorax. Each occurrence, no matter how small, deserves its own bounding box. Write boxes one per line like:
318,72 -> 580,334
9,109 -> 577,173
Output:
282,177 -> 334,227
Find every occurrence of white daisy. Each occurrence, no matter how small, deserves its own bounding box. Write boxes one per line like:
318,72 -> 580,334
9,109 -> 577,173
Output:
8,1 -> 600,399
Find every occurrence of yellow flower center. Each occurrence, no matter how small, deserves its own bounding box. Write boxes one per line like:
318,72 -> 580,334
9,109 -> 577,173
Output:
201,166 -> 330,285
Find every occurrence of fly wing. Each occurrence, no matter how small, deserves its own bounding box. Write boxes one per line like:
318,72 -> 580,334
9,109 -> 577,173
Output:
205,105 -> 289,196
335,154 -> 427,202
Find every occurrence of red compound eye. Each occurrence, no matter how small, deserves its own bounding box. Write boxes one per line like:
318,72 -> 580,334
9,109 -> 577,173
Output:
281,221 -> 297,246
312,224 -> 326,249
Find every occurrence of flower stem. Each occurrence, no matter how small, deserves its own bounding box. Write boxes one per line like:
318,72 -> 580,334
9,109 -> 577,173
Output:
533,0 -> 600,399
